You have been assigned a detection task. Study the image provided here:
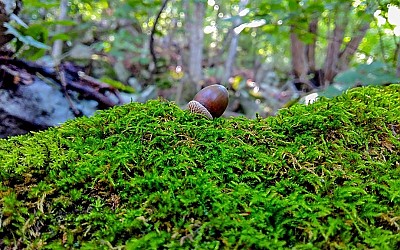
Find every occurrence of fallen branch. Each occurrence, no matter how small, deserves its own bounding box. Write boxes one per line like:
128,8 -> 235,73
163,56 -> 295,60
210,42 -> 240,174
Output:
0,56 -> 121,111
78,71 -> 123,105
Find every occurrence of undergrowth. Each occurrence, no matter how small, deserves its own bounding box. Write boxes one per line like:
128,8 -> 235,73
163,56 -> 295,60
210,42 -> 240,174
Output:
0,84 -> 399,249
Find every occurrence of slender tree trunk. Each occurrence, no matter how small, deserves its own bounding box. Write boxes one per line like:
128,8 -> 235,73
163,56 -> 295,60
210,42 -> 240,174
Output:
322,8 -> 348,85
290,26 -> 309,83
222,0 -> 248,85
51,0 -> 69,64
179,0 -> 206,103
222,30 -> 239,85
393,39 -> 400,77
187,1 -> 205,91
397,43 -> 400,77
306,18 -> 318,72
337,22 -> 370,72
288,3 -> 372,88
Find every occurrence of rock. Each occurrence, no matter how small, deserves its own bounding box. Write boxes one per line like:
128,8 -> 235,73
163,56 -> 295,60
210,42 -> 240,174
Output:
0,77 -> 159,137
113,60 -> 131,83
0,78 -> 98,137
128,77 -> 142,92
68,43 -> 94,60
0,109 -> 48,138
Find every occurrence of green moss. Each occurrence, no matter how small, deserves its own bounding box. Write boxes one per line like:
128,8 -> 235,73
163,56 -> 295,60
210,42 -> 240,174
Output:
1,84 -> 399,249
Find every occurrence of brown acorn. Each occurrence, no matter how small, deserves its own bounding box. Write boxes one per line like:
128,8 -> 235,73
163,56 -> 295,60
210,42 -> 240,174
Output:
187,84 -> 229,119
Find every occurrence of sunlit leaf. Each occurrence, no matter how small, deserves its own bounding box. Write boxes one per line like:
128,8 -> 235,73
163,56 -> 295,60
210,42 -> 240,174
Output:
50,33 -> 71,42
43,20 -> 77,26
3,23 -> 50,50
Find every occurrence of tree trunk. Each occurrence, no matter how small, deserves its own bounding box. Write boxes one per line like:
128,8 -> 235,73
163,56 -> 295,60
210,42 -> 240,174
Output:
397,43 -> 400,77
337,22 -> 370,72
288,3 -> 372,88
51,0 -> 69,64
306,18 -> 318,72
290,26 -> 309,83
221,29 -> 239,85
178,0 -> 206,103
187,1 -> 205,91
221,0 -> 248,86
322,9 -> 348,85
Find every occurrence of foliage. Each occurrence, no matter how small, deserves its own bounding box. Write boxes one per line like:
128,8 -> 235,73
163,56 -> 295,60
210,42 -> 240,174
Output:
1,84 -> 399,248
4,23 -> 49,50
1,0 -> 398,116
4,19 -> 52,60
17,1 -> 397,75
319,61 -> 400,98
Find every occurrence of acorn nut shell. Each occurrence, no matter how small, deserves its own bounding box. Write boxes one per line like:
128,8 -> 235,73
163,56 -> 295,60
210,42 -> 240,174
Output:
188,84 -> 229,119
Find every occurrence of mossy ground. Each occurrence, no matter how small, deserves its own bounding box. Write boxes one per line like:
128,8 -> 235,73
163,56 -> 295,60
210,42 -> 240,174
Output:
0,85 -> 399,249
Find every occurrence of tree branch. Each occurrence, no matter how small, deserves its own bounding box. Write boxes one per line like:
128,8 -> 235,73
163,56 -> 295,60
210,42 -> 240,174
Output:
149,0 -> 170,74
337,22 -> 370,72
322,5 -> 349,85
0,57 -> 120,109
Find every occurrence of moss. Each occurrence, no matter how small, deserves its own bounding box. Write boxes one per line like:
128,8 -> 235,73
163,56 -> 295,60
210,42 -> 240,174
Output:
1,84 -> 399,249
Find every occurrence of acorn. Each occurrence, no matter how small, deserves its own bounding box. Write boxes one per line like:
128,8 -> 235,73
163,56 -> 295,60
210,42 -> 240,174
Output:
187,84 -> 229,119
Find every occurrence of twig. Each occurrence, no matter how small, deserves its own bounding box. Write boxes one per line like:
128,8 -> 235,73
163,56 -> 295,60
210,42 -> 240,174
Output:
78,71 -> 123,104
67,80 -> 117,108
0,64 -> 33,85
57,65 -> 82,117
149,0 -> 170,74
0,65 -> 19,77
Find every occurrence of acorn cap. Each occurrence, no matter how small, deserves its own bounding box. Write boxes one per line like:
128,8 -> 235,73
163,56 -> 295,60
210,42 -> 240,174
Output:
187,100 -> 213,119
192,84 -> 229,118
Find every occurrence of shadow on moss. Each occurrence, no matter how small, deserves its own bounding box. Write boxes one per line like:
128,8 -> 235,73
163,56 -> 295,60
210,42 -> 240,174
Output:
1,84 -> 399,249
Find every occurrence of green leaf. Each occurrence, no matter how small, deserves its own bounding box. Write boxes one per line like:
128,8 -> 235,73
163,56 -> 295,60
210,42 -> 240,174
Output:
335,61 -> 399,86
43,20 -> 77,26
50,33 -> 72,42
3,23 -> 50,50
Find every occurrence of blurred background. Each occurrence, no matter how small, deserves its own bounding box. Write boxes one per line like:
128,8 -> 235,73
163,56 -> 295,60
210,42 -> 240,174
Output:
0,0 -> 399,137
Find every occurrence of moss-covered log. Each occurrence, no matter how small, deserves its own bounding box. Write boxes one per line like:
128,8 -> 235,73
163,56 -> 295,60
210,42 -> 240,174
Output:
1,85 -> 399,249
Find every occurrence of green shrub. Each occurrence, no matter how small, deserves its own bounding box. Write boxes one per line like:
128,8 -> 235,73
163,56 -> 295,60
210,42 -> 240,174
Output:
1,84 -> 399,249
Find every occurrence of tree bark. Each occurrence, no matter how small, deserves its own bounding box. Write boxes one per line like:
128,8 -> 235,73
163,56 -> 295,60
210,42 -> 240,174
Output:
51,0 -> 69,64
322,9 -> 348,85
290,26 -> 309,82
187,1 -> 205,91
397,43 -> 400,77
337,22 -> 370,72
221,0 -> 248,86
221,28 -> 240,85
306,18 -> 318,72
288,3 -> 373,88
